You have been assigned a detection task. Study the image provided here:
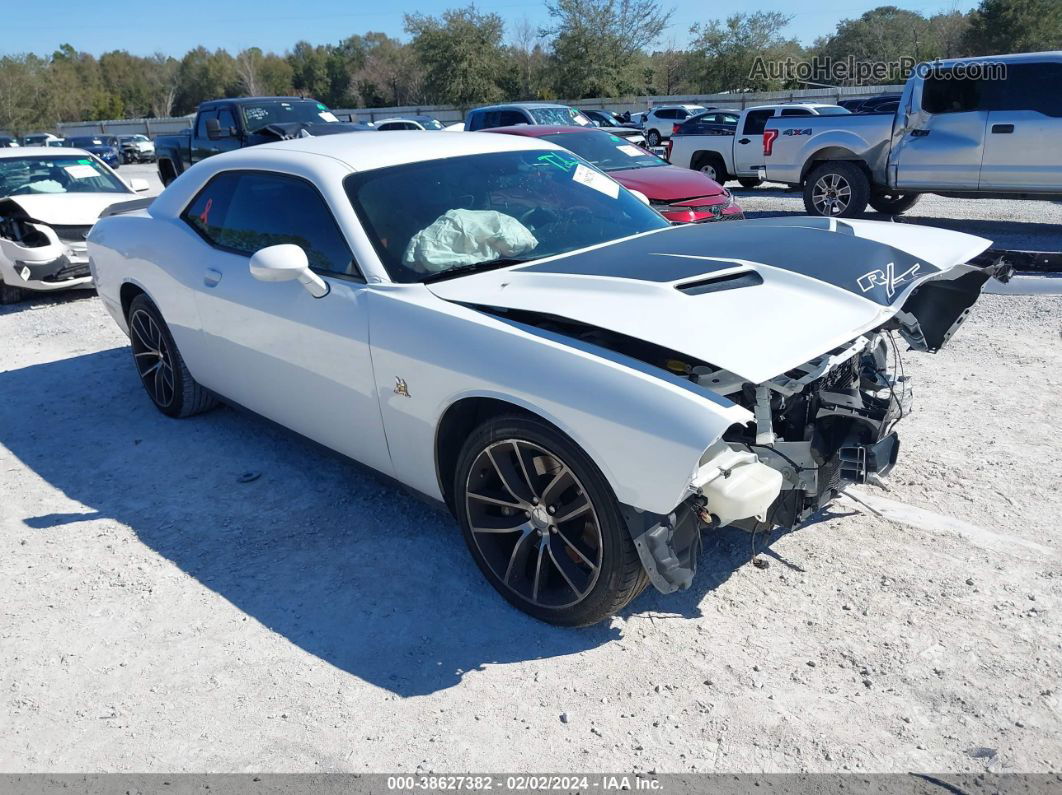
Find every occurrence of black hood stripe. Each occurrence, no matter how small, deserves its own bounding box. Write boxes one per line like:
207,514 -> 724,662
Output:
516,220 -> 937,305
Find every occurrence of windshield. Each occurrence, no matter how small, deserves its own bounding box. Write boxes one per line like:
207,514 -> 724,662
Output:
241,100 -> 339,133
0,155 -> 127,196
419,119 -> 444,130
540,131 -> 663,172
529,107 -> 591,126
345,149 -> 669,283
815,106 -> 852,115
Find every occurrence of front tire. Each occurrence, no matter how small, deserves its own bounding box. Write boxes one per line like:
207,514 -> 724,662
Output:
738,178 -> 763,189
803,162 -> 870,218
454,415 -> 648,626
646,129 -> 661,147
0,279 -> 25,305
127,294 -> 217,418
868,192 -> 921,215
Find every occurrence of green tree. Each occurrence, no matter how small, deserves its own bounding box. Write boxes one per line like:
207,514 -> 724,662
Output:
174,47 -> 238,113
963,0 -> 1062,54
688,12 -> 800,93
287,41 -> 332,101
405,6 -> 507,106
542,0 -> 672,98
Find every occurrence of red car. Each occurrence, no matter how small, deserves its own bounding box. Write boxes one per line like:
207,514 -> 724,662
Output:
487,125 -> 743,224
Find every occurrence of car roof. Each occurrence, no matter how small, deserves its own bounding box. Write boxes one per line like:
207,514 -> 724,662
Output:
472,102 -> 572,112
247,130 -> 563,172
0,146 -> 93,158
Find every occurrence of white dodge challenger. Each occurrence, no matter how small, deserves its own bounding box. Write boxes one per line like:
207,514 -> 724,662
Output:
88,132 -> 1007,625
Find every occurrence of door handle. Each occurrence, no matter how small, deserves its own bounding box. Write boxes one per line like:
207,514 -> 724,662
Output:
203,268 -> 222,287
738,138 -> 751,145
910,129 -> 931,137
991,123 -> 1014,134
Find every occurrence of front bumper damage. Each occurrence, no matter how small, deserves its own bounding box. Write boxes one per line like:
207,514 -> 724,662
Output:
0,214 -> 93,292
624,254 -> 1011,594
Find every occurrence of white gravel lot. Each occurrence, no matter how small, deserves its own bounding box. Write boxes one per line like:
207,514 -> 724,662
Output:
1,280 -> 1059,774
0,162 -> 1059,774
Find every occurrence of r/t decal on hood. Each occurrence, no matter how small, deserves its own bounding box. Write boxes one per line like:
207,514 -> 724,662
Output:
857,262 -> 921,300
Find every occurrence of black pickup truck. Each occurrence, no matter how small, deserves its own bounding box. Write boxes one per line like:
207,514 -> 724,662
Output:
155,96 -> 370,186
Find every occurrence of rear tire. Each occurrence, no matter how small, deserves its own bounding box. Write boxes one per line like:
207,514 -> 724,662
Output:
868,192 -> 921,215
158,159 -> 177,187
0,279 -> 25,304
454,414 -> 648,626
803,162 -> 870,218
127,294 -> 217,418
693,152 -> 728,184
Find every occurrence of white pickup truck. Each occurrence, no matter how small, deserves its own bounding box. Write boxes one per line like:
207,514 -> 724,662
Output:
761,51 -> 1062,217
668,103 -> 851,186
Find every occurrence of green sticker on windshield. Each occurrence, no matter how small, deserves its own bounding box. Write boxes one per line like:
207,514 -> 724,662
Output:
77,159 -> 93,165
316,103 -> 327,110
609,135 -> 622,142
535,152 -> 578,172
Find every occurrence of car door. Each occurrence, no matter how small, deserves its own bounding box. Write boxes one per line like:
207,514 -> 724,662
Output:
733,109 -> 774,175
892,70 -> 988,190
979,61 -> 1062,191
178,169 -> 393,476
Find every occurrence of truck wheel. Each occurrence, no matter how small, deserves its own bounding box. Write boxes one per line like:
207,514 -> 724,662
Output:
804,162 -> 870,218
868,192 -> 921,215
738,178 -> 763,189
646,129 -> 661,147
693,153 -> 728,183
0,278 -> 25,305
454,414 -> 648,626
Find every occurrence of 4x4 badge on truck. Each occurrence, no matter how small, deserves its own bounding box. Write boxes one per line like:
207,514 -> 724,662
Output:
857,261 -> 920,299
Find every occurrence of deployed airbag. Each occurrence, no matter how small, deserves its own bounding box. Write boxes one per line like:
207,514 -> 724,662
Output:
403,209 -> 537,272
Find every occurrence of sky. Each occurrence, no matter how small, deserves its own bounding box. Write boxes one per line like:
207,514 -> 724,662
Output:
2,0 -> 978,57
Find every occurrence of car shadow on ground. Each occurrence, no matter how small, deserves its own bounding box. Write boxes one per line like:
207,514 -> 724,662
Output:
1,347 -> 787,695
0,289 -> 97,315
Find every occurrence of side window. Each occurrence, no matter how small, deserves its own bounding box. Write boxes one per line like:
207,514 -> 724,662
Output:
658,109 -> 677,120
742,110 -> 774,135
195,110 -> 214,138
466,112 -> 484,131
982,63 -> 1062,117
675,109 -> 688,119
497,110 -> 527,126
781,108 -> 813,117
182,172 -> 359,279
216,107 -> 237,133
377,122 -> 399,131
922,72 -> 984,114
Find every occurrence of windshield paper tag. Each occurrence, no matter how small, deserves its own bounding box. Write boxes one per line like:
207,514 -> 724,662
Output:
318,111 -> 338,122
64,165 -> 99,179
572,164 -> 619,199
617,144 -> 644,157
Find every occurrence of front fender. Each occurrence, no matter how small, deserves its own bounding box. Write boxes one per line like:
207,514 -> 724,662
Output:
367,286 -> 752,515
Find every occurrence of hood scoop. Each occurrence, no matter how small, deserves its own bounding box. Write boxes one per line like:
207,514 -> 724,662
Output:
676,270 -> 762,295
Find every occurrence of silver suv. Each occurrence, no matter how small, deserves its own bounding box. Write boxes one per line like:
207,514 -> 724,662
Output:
465,103 -> 592,131
642,105 -> 708,147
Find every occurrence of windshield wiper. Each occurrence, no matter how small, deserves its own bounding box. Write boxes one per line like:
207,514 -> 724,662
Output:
421,257 -> 535,284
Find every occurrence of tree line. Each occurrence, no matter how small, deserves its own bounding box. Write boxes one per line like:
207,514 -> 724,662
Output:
1,0 -> 1059,134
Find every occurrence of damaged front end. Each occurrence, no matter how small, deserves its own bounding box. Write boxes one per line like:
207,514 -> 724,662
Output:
625,255 -> 1011,594
0,202 -> 94,292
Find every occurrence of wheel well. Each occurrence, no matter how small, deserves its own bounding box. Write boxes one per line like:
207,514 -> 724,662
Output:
800,148 -> 868,184
434,397 -> 540,513
119,282 -> 146,320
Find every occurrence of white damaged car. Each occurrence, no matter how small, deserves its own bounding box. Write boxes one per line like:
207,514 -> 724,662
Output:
87,132 -> 1009,625
0,147 -> 149,304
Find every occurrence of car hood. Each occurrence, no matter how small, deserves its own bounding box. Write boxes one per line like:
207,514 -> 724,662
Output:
426,217 -> 994,384
0,192 -> 131,225
609,164 -> 725,201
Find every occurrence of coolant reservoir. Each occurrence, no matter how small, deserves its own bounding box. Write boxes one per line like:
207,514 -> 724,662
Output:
693,446 -> 784,526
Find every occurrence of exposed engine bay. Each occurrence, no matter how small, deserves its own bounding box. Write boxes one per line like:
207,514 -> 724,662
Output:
0,200 -> 93,289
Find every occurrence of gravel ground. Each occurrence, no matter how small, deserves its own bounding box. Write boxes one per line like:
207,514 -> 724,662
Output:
1,275 -> 1059,772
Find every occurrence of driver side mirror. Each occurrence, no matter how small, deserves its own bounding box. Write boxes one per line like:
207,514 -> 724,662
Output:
205,118 -> 230,140
249,244 -> 330,298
